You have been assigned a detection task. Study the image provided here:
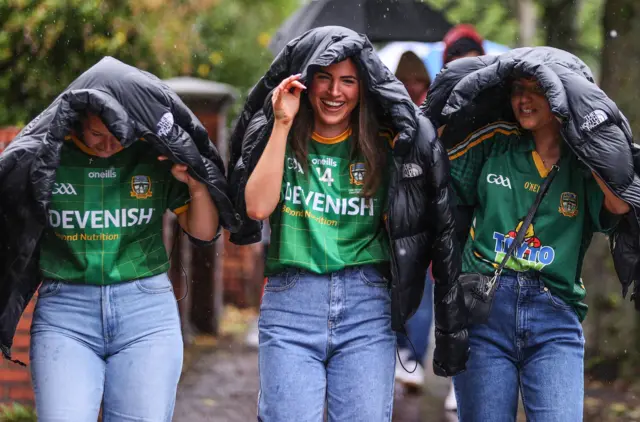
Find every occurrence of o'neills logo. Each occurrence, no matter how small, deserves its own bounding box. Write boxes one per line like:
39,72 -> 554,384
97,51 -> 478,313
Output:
88,169 -> 117,179
311,157 -> 338,167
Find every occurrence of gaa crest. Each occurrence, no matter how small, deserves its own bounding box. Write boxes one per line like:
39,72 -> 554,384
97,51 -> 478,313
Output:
558,192 -> 578,217
349,162 -> 366,185
131,175 -> 153,199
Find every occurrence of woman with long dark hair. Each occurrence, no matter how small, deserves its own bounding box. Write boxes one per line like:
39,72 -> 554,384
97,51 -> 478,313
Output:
228,26 -> 468,421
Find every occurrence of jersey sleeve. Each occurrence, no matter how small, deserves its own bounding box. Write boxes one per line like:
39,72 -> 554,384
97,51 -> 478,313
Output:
166,176 -> 191,215
446,122 -> 519,206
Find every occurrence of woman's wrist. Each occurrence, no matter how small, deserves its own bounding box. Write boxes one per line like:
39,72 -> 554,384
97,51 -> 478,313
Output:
188,182 -> 209,198
271,121 -> 293,145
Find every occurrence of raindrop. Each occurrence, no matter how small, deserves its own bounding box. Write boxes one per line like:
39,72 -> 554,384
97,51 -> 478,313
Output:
399,248 -> 406,256
610,30 -> 618,38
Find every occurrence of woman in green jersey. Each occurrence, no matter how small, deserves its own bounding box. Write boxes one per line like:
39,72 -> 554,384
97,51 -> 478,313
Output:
246,57 -> 398,421
230,26 -> 467,421
30,110 -> 219,421
445,75 -> 630,421
17,59 -> 226,422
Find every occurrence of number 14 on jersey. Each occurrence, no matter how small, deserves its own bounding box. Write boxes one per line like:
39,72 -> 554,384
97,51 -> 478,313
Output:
316,167 -> 334,186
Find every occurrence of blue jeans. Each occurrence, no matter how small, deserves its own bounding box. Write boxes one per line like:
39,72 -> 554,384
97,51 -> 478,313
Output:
258,265 -> 396,422
397,271 -> 433,363
30,273 -> 183,422
453,271 -> 585,422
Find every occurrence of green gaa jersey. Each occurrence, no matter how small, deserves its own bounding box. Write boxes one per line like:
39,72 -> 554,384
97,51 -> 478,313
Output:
39,136 -> 191,285
449,122 -> 615,321
265,129 -> 391,275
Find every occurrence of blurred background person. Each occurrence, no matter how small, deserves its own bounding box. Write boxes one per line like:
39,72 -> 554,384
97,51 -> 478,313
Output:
394,51 -> 431,106
392,50 -> 436,397
442,24 -> 486,65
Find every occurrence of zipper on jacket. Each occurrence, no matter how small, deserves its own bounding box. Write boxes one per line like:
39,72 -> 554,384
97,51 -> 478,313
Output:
385,159 -> 400,289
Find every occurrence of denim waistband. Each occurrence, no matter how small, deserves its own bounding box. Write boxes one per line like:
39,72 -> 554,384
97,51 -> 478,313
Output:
499,270 -> 545,288
270,264 -> 385,279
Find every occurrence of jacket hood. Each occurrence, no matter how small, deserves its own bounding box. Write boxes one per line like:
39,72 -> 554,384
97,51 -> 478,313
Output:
230,26 -> 419,165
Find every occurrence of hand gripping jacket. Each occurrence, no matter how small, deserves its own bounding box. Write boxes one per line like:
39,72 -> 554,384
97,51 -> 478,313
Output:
0,57 -> 239,364
227,26 -> 468,376
422,46 -> 640,309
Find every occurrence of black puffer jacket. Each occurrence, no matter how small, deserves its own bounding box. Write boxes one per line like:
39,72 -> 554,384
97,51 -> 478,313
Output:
0,57 -> 239,363
423,46 -> 640,305
227,26 -> 468,376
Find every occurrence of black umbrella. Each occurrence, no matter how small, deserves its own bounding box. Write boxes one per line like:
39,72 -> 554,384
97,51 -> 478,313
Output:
269,0 -> 452,55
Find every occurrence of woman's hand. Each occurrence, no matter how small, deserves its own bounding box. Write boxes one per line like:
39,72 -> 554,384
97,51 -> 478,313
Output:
158,156 -> 218,240
158,156 -> 207,194
272,74 -> 306,127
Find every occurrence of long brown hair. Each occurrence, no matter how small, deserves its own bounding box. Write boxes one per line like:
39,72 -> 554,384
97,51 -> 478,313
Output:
289,76 -> 387,198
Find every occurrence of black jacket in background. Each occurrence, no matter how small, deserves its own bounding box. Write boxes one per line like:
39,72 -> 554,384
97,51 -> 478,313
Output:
423,46 -> 640,307
227,26 -> 468,376
0,57 -> 239,363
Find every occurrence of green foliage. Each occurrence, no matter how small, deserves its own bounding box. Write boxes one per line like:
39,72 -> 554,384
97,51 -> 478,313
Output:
0,403 -> 37,422
426,0 -> 604,68
576,0 -> 606,73
191,0 -> 298,97
0,0 -> 162,126
427,0 -> 520,47
0,0 -> 297,126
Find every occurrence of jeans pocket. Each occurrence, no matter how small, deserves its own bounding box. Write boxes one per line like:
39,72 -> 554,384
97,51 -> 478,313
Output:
37,281 -> 62,298
135,274 -> 173,294
359,266 -> 389,288
263,271 -> 298,292
543,289 -> 574,311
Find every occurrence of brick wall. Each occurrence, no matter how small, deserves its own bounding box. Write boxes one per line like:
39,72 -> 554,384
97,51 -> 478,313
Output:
0,127 -> 19,152
0,127 -> 33,405
221,232 -> 265,308
0,300 -> 35,404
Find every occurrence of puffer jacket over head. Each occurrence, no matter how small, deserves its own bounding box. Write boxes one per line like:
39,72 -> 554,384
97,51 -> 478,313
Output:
423,46 -> 640,305
228,26 -> 468,376
0,57 -> 238,363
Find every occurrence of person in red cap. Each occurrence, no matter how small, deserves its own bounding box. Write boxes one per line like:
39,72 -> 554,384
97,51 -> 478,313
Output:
442,24 -> 486,65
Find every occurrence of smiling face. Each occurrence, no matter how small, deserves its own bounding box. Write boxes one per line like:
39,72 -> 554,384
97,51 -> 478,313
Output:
308,58 -> 360,137
81,113 -> 123,158
510,78 -> 556,131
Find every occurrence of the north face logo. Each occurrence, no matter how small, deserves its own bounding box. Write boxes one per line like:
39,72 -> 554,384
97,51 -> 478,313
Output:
402,163 -> 422,179
156,112 -> 174,137
580,110 -> 608,132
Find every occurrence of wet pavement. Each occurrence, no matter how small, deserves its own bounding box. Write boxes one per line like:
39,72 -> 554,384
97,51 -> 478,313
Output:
173,340 -> 458,422
173,309 -> 640,422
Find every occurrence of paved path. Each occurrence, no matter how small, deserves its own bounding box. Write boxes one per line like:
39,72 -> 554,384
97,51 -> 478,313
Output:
174,336 -> 640,421
174,338 -> 456,422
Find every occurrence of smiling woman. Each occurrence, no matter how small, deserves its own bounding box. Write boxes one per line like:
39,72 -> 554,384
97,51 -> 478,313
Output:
233,26 -> 467,422
429,53 -> 633,421
243,53 -> 399,421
